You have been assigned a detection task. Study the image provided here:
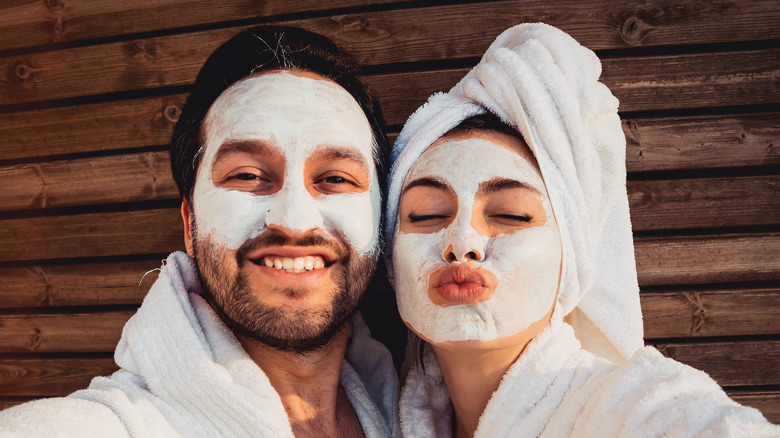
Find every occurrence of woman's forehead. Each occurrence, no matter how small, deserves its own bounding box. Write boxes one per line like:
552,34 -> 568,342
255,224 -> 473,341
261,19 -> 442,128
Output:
404,131 -> 544,194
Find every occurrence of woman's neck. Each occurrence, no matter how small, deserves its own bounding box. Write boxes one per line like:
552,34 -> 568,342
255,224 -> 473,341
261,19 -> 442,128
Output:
432,338 -> 529,438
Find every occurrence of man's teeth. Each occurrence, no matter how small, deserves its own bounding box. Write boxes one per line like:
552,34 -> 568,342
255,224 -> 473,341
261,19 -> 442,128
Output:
262,256 -> 325,273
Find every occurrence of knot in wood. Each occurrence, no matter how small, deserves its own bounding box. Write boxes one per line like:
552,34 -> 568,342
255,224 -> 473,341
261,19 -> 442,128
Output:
621,15 -> 649,45
164,105 -> 181,122
14,62 -> 32,80
47,0 -> 65,10
134,40 -> 146,50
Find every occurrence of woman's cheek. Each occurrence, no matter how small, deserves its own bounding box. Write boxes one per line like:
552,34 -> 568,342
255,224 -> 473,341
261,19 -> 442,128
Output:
392,230 -> 446,332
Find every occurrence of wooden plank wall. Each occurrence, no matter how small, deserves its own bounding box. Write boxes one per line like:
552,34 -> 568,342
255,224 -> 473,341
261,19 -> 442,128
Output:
0,0 -> 778,422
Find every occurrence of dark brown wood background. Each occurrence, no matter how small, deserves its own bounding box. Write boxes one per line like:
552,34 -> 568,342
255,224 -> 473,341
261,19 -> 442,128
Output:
0,0 -> 778,423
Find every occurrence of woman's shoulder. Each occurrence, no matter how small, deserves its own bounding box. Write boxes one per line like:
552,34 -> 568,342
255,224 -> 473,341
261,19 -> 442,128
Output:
562,345 -> 779,437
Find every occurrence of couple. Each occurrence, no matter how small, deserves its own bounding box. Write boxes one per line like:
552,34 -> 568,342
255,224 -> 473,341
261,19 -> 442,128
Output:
1,24 -> 776,437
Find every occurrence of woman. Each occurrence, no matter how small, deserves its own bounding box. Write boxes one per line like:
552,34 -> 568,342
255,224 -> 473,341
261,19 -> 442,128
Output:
384,23 -> 778,437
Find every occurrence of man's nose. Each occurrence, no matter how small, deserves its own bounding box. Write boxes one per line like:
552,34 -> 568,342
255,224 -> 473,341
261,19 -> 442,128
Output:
442,213 -> 487,263
264,183 -> 324,235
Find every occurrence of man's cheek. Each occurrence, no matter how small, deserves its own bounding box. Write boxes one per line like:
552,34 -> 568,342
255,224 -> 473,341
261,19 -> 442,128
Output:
193,181 -> 270,249
318,190 -> 380,256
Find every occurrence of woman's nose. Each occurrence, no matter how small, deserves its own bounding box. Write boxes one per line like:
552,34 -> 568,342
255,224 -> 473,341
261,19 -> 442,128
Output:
442,214 -> 487,263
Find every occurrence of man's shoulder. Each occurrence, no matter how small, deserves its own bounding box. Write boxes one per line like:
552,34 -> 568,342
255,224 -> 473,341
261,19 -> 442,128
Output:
0,396 -> 129,438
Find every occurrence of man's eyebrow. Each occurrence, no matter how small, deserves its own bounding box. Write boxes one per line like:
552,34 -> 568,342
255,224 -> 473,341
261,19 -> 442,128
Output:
402,177 -> 452,194
308,146 -> 368,168
212,139 -> 277,164
478,177 -> 540,196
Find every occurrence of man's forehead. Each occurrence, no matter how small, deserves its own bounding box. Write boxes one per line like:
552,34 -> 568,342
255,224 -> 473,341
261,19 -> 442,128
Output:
201,70 -> 374,162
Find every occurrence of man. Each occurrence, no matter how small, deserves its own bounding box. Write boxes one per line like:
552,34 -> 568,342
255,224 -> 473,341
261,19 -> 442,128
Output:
0,26 -> 398,437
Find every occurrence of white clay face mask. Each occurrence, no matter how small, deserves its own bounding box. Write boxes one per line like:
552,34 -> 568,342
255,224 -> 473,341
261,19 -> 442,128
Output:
192,71 -> 381,256
393,136 -> 562,343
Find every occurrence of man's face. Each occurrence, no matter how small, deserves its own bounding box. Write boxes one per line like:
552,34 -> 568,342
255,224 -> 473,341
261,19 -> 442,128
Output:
185,70 -> 380,352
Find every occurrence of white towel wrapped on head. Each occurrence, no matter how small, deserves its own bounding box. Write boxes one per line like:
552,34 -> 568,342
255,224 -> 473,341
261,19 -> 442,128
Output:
385,22 -> 642,362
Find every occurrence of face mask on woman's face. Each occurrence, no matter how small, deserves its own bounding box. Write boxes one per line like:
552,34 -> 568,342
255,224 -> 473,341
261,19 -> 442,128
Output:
393,131 -> 562,343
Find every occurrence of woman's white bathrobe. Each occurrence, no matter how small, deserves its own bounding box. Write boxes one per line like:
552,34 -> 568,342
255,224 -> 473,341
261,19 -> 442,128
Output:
0,251 -> 400,438
400,321 -> 778,437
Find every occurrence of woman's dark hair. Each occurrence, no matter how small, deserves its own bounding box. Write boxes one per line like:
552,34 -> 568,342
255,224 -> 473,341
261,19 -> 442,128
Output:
169,25 -> 389,204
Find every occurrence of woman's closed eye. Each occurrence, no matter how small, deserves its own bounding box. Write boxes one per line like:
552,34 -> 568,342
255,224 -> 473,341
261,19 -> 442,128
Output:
492,213 -> 532,222
408,213 -> 451,223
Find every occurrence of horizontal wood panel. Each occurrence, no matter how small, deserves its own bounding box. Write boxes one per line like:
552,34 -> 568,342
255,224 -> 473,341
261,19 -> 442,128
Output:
654,340 -> 780,387
635,232 -> 780,286
4,96 -> 777,172
1,341 -> 776,395
0,151 -> 178,211
0,311 -> 132,353
627,175 -> 780,231
1,215 -> 778,280
0,358 -> 118,396
728,390 -> 780,424
623,113 -> 780,172
0,94 -> 184,161
3,150 -> 777,229
3,13 -> 778,110
0,0 -> 411,51
0,208 -> 184,262
641,287 -> 780,338
1,287 -> 777,352
3,0 -> 779,58
0,260 -> 160,308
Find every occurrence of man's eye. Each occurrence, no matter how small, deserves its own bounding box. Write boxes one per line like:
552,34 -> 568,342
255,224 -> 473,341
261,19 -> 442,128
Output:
323,175 -> 348,184
408,214 -> 449,223
235,173 -> 261,181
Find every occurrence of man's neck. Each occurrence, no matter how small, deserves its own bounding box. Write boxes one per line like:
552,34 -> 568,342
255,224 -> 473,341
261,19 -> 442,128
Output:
236,324 -> 364,438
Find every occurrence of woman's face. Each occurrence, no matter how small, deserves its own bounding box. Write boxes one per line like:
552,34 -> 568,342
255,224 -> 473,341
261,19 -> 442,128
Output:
392,130 -> 562,344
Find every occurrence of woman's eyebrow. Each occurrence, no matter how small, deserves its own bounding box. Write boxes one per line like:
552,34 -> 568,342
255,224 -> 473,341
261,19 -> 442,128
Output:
402,176 -> 451,195
478,177 -> 540,196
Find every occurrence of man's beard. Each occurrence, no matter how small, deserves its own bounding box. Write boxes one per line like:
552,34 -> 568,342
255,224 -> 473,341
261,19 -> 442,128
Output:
192,226 -> 378,354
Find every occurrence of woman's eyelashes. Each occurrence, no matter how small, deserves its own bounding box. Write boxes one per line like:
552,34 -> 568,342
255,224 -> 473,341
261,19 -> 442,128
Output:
408,213 -> 450,223
492,213 -> 532,223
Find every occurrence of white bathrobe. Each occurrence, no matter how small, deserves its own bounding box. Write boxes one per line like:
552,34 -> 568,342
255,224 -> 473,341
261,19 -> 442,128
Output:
0,251 -> 400,438
400,320 -> 779,437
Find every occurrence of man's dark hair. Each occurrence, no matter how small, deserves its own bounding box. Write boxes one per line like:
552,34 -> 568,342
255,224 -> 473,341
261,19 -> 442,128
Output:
170,25 -> 389,205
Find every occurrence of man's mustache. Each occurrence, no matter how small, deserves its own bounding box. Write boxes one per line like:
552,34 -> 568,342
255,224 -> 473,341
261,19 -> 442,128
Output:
235,229 -> 348,262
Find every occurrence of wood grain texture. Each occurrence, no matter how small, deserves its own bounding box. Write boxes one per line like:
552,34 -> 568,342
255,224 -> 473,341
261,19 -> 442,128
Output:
0,0 -> 413,51
0,196 -> 778,263
0,358 -> 118,396
0,94 -> 184,161
0,208 -> 183,262
623,113 -> 780,172
0,260 -> 160,308
0,151 -> 178,211
635,232 -> 780,286
642,287 -> 780,339
728,390 -> 780,424
0,287 -> 776,352
627,175 -> 780,231
3,0 -> 779,55
2,15 -> 778,109
654,340 -> 780,387
0,311 -> 132,353
3,150 -> 777,229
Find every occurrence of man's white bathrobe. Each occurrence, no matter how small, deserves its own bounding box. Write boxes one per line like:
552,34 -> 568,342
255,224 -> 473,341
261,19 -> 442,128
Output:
0,252 -> 400,438
400,320 -> 778,437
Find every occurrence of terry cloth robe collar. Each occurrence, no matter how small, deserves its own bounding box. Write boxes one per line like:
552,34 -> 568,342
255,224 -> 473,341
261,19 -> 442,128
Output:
70,251 -> 400,438
400,320 -> 778,437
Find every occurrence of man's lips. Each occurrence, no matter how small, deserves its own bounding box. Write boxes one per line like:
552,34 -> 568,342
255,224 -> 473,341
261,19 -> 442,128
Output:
428,263 -> 496,305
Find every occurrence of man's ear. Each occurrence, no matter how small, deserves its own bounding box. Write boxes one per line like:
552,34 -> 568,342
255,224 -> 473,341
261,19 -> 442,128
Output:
181,198 -> 195,256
